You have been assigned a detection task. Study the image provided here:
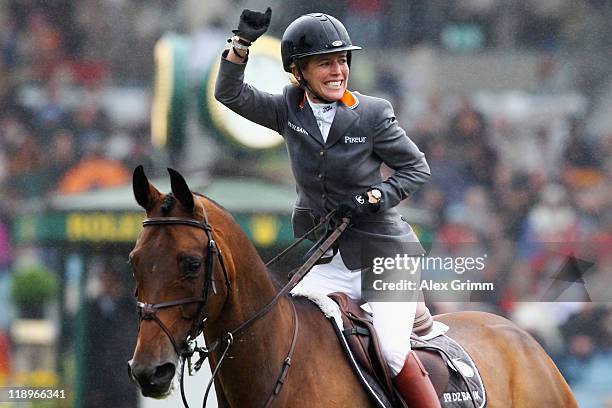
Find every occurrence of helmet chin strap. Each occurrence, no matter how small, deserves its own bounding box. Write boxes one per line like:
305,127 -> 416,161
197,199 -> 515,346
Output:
295,63 -> 335,104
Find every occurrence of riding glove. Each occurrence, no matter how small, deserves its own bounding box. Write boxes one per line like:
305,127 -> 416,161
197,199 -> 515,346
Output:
336,191 -> 376,219
233,7 -> 272,43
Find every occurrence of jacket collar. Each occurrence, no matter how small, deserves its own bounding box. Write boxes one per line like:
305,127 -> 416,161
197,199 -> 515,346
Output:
291,88 -> 360,147
326,95 -> 359,148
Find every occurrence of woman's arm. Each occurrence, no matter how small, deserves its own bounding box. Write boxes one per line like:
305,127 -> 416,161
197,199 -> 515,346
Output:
371,100 -> 431,212
214,49 -> 286,134
214,7 -> 285,133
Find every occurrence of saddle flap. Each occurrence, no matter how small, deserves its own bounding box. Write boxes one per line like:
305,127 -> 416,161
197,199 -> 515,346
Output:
328,292 -> 396,399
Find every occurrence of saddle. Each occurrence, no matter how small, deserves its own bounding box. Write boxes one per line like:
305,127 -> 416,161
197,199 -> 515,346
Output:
328,292 -> 450,407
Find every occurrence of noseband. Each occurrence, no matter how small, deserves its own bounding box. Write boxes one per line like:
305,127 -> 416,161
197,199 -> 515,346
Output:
136,216 -> 231,357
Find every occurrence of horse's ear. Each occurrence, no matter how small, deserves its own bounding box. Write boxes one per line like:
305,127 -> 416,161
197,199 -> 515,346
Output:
133,165 -> 160,210
168,168 -> 194,213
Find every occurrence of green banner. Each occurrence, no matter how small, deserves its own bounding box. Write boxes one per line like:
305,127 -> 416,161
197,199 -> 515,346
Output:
13,211 -> 294,247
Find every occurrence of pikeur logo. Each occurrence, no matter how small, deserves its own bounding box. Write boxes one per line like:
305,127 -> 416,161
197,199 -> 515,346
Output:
288,121 -> 308,135
345,136 -> 367,144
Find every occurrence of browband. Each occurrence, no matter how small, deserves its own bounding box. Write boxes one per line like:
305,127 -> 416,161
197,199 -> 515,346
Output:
143,217 -> 211,231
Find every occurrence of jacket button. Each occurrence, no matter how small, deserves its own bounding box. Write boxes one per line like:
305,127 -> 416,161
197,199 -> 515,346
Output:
319,150 -> 325,156
321,194 -> 327,199
317,173 -> 323,179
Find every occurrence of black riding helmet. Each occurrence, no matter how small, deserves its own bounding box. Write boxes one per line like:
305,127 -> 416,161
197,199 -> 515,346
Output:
281,13 -> 362,73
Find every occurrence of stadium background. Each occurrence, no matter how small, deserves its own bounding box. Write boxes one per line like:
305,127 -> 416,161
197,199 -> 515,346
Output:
0,0 -> 610,407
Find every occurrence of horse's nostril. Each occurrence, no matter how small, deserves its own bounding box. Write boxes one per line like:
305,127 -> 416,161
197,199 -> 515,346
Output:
152,362 -> 176,384
129,361 -> 175,392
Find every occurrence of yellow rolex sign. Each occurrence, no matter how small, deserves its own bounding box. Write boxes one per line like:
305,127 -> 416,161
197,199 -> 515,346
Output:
13,211 -> 296,246
13,212 -> 145,244
66,213 -> 144,242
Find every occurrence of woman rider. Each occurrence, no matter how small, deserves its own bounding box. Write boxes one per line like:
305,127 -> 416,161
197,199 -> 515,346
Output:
215,8 -> 440,408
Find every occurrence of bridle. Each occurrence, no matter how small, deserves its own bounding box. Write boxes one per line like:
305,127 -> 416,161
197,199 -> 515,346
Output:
136,215 -> 231,359
134,209 -> 348,408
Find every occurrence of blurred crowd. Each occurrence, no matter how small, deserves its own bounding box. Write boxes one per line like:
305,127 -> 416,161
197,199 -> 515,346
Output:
0,1 -> 165,206
399,90 -> 612,403
1,0 -> 611,406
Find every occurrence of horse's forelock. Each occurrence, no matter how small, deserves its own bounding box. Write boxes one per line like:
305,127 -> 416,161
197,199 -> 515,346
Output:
160,193 -> 176,216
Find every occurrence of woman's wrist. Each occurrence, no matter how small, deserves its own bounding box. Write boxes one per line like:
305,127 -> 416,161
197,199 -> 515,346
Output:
227,35 -> 250,60
232,46 -> 248,59
226,45 -> 248,63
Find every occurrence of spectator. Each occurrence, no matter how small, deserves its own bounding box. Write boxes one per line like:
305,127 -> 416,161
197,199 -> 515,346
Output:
342,0 -> 388,47
45,128 -> 77,189
425,137 -> 467,203
449,95 -> 487,149
84,266 -> 137,408
562,117 -> 603,188
522,183 -> 579,245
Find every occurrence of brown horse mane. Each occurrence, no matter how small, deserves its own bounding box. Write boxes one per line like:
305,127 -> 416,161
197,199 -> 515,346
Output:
187,191 -> 283,288
194,192 -> 286,288
160,191 -> 226,216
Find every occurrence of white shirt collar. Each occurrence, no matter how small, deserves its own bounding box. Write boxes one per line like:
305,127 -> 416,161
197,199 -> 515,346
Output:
306,93 -> 337,142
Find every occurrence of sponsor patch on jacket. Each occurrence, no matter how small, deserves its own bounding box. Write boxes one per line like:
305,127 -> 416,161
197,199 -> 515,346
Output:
288,121 -> 308,135
344,136 -> 367,144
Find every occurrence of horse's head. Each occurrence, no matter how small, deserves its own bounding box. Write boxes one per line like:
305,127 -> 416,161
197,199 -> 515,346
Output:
127,166 -> 231,398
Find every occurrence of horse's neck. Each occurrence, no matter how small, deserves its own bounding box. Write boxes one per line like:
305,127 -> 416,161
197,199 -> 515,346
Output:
204,213 -> 296,405
216,223 -> 279,329
200,198 -> 279,329
208,297 -> 296,406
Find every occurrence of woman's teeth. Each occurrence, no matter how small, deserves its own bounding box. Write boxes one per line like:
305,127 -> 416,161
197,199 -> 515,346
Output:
325,81 -> 342,89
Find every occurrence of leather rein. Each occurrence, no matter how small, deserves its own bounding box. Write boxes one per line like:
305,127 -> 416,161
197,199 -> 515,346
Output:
136,210 -> 349,408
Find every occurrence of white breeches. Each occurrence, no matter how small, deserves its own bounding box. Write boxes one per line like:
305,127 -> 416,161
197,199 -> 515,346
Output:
291,251 -> 416,376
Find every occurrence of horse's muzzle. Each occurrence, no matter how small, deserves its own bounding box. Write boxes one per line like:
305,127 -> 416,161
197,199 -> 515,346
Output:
128,359 -> 176,397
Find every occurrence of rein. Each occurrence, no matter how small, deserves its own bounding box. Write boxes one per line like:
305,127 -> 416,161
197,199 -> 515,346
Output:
137,209 -> 349,408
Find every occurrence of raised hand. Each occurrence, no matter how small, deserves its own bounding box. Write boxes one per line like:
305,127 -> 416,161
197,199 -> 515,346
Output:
232,7 -> 272,43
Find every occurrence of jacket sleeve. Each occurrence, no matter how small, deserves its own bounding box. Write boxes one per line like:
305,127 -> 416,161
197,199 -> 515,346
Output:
371,99 -> 431,211
214,51 -> 286,134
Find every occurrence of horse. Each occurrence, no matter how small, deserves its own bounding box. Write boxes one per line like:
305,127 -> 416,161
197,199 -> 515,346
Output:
127,166 -> 578,407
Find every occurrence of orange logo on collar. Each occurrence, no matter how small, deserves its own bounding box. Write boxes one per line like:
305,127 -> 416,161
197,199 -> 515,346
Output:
340,90 -> 359,109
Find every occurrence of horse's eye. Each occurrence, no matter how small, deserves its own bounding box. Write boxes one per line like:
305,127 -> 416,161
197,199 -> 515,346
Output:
181,257 -> 202,278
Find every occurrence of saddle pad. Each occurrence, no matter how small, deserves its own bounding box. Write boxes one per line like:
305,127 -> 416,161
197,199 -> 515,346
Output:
291,289 -> 344,329
414,335 -> 487,408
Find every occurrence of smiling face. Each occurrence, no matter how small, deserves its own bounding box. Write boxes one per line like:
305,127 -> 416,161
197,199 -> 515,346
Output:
295,51 -> 349,102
